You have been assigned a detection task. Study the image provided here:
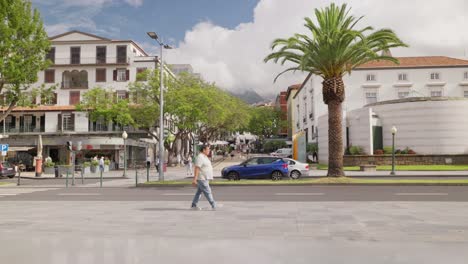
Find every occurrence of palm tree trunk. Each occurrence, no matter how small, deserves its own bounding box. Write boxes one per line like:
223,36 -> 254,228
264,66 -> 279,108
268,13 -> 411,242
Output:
327,100 -> 345,177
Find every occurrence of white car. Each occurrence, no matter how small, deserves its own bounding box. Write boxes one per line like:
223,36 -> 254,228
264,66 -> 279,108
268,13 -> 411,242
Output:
270,148 -> 292,158
283,158 -> 309,179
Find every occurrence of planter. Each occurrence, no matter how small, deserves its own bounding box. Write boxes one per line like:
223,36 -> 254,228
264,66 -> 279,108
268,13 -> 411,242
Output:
90,166 -> 97,173
83,167 -> 91,174
104,165 -> 109,172
44,167 -> 55,175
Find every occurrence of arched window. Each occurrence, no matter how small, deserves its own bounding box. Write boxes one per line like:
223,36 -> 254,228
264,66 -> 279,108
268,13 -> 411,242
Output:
62,70 -> 88,89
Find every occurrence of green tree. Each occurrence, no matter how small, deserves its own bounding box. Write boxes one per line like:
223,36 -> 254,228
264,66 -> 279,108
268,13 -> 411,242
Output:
265,3 -> 407,177
247,106 -> 284,139
0,0 -> 50,120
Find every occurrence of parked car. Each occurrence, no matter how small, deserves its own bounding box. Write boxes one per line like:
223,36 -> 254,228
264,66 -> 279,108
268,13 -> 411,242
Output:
270,148 -> 292,158
283,158 -> 309,179
221,156 -> 288,181
0,161 -> 16,178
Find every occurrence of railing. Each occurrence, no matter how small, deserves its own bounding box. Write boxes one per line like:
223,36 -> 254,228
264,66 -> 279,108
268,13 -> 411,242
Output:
52,57 -> 130,65
62,81 -> 88,89
3,126 -> 44,133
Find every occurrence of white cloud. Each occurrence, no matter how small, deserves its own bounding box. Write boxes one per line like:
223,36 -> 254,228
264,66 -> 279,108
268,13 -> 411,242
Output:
123,0 -> 143,7
166,0 -> 468,97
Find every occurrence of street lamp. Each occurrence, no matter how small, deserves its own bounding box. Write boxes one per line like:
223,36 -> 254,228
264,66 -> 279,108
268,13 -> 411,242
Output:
122,130 -> 128,178
147,31 -> 172,181
390,126 -> 397,175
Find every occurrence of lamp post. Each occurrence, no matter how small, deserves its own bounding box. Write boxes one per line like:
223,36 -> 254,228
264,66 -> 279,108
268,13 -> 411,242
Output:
122,130 -> 128,177
147,31 -> 172,182
390,126 -> 397,175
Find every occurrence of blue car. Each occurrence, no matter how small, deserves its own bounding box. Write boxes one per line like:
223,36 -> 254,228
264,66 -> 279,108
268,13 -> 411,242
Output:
221,156 -> 288,181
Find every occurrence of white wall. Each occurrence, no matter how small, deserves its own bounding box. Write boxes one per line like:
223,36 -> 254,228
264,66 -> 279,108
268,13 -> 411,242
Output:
346,107 -> 373,155
74,112 -> 88,132
44,112 -> 58,133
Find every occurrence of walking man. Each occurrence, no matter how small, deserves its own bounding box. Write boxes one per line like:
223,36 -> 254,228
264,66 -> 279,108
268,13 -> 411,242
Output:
191,144 -> 217,210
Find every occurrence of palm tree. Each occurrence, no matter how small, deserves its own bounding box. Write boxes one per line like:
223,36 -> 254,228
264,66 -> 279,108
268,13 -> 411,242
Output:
264,3 -> 407,177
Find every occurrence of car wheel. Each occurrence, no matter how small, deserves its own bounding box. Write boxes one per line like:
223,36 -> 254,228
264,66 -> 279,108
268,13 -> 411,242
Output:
7,175 -> 15,179
227,171 -> 239,181
290,170 -> 301,180
271,171 -> 283,181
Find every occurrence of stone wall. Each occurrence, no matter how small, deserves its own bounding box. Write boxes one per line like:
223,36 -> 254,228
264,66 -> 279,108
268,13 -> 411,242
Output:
344,154 -> 468,166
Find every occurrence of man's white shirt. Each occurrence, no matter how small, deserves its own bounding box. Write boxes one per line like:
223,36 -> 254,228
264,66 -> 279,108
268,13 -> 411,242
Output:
195,153 -> 213,180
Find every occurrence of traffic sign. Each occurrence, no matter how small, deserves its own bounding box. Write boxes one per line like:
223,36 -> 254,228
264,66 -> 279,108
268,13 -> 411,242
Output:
0,144 -> 9,152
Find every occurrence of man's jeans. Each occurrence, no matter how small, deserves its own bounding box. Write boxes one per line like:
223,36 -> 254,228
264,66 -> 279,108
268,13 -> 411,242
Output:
191,180 -> 216,208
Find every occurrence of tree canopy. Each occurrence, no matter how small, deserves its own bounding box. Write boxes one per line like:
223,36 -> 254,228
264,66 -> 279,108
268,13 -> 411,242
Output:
0,0 -> 50,120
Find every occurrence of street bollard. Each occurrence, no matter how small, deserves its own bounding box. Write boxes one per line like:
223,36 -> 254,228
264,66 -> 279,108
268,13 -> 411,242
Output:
135,165 -> 138,187
66,169 -> 69,188
100,169 -> 103,188
17,169 -> 21,186
147,166 -> 149,182
81,168 -> 84,184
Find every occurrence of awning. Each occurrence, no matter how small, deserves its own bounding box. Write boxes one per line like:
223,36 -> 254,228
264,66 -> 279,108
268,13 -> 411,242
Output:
8,147 -> 35,152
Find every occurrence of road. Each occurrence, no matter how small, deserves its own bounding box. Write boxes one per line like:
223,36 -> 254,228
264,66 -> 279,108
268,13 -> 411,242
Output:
1,181 -> 468,263
1,184 -> 468,201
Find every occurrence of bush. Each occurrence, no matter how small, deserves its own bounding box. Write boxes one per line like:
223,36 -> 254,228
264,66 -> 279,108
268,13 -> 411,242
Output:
83,162 -> 91,168
91,160 -> 99,167
374,149 -> 384,155
395,149 -> 401,154
44,160 -> 55,168
349,145 -> 363,155
104,159 -> 110,165
306,143 -> 318,153
383,146 -> 393,154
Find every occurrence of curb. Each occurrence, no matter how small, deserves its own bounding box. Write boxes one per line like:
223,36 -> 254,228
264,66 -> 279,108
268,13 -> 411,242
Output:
137,182 -> 468,187
14,176 -> 125,180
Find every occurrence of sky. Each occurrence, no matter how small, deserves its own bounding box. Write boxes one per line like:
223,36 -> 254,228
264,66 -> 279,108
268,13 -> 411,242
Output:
32,0 -> 468,98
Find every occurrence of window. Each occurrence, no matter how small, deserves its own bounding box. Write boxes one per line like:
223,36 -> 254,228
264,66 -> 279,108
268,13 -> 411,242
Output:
96,46 -> 106,64
431,91 -> 442,97
464,91 -> 468,98
398,92 -> 409,99
366,74 -> 376,81
116,46 -> 127,63
62,70 -> 88,89
464,72 -> 468,80
42,93 -> 57,105
70,47 -> 80,64
430,72 -> 440,80
44,69 -> 55,83
46,47 -> 55,63
22,115 -> 34,132
114,68 -> 129,82
62,114 -> 74,131
398,73 -> 407,81
365,92 -> 378,104
116,90 -> 128,100
69,91 -> 80,105
96,69 -> 106,82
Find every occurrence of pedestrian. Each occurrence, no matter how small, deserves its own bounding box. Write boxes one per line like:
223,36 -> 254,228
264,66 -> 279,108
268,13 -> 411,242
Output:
185,155 -> 193,176
155,157 -> 160,173
99,156 -> 105,172
191,144 -> 216,210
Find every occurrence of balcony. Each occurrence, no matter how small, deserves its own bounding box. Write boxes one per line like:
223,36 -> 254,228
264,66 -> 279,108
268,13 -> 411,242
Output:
52,57 -> 130,66
62,81 -> 88,89
3,126 -> 44,133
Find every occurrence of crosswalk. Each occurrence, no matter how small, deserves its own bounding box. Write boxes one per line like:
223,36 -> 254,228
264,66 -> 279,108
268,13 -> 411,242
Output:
0,187 -> 59,198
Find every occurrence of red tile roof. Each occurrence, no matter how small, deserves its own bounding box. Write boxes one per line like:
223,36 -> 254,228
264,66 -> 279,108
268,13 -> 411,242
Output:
357,56 -> 468,69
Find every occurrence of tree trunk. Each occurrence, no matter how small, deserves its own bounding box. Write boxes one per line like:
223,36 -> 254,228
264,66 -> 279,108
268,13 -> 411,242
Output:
327,100 -> 345,177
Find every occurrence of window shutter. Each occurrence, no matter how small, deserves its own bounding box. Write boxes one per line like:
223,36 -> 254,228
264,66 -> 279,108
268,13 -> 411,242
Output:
11,116 -> 16,127
71,114 -> 75,131
57,114 -> 62,131
32,116 -> 36,127
113,70 -> 117,81
20,116 -> 24,129
125,91 -> 129,99
53,93 -> 58,105
126,70 -> 130,81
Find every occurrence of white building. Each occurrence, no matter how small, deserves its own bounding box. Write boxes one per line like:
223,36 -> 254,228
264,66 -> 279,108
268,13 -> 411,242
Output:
0,30 -> 173,166
292,56 -> 468,161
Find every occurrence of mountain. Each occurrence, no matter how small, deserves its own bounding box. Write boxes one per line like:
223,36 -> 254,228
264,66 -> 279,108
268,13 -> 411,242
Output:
231,90 -> 265,104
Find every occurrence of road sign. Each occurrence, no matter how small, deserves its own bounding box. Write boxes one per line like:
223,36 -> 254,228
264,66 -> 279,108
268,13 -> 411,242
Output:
0,144 -> 9,152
